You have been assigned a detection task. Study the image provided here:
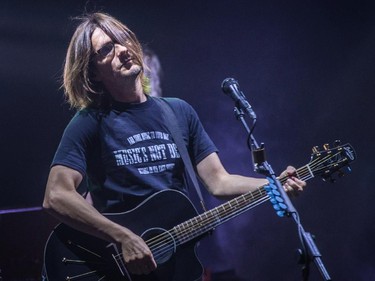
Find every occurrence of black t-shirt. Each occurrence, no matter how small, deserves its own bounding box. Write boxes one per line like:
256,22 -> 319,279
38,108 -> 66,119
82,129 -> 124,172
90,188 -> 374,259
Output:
52,96 -> 217,211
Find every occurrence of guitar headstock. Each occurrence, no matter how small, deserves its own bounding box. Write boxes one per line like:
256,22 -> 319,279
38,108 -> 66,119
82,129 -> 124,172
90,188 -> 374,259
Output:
308,141 -> 356,183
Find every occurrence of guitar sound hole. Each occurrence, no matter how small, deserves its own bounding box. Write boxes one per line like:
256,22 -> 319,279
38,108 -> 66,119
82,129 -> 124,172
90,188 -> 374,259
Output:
141,228 -> 176,265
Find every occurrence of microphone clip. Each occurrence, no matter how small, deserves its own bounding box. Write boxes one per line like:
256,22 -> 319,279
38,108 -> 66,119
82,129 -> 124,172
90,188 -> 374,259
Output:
252,143 -> 268,174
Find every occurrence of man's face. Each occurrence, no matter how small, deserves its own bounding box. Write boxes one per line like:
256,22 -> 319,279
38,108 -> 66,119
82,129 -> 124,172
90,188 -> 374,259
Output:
90,28 -> 142,93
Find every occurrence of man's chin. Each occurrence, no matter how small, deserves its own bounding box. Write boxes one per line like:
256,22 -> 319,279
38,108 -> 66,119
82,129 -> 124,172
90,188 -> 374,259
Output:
122,64 -> 142,76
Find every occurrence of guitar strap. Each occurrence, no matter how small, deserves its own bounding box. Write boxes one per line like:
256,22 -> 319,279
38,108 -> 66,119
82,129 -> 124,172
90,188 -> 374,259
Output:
154,97 -> 207,212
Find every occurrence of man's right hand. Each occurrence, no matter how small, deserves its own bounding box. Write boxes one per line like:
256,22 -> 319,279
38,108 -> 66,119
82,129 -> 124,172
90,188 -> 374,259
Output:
121,230 -> 157,275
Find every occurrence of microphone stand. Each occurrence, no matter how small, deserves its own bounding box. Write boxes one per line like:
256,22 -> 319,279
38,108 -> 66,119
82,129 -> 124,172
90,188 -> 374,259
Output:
233,105 -> 332,281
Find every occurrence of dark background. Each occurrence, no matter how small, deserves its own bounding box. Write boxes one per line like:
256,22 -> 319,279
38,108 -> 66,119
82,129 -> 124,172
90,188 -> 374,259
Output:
1,0 -> 374,280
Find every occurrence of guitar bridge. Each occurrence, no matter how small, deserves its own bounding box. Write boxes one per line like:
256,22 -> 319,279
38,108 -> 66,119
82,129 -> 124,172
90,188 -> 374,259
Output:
106,243 -> 131,279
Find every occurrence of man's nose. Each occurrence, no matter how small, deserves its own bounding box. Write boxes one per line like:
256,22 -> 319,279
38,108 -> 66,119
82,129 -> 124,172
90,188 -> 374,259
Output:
115,43 -> 130,57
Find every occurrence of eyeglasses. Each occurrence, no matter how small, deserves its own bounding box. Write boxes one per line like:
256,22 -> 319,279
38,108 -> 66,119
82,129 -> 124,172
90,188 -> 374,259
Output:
94,42 -> 115,58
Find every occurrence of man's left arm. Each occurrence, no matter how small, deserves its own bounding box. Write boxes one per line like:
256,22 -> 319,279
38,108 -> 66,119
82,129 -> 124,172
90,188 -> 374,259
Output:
196,152 -> 306,199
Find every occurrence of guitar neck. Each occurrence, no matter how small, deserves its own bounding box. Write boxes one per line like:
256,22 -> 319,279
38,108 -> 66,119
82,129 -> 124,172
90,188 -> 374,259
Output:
171,164 -> 314,246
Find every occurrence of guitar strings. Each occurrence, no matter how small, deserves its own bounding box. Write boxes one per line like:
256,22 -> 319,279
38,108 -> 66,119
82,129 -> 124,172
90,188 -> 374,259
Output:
143,157 -> 319,256
113,151 -> 343,262
114,152 -> 337,262
113,153 -> 331,261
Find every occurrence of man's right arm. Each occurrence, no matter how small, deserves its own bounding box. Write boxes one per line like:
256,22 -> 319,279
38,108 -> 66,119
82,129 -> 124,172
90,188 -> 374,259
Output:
43,165 -> 157,275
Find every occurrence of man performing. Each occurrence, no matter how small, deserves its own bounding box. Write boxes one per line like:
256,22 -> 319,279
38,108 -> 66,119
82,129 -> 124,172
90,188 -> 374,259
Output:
43,12 -> 306,280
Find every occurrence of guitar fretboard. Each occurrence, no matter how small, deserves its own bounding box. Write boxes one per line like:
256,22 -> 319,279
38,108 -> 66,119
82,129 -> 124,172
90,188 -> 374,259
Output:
171,164 -> 315,245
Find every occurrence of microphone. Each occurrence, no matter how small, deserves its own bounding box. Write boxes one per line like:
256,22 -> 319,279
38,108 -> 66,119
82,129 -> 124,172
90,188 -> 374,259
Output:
221,78 -> 257,119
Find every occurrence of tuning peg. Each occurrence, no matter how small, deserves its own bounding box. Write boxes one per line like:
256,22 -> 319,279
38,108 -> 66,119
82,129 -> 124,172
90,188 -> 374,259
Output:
334,140 -> 341,147
312,146 -> 320,154
341,165 -> 352,175
323,143 -> 330,150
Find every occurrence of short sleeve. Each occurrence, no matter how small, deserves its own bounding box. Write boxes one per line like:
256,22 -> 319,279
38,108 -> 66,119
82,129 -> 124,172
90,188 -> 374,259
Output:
52,109 -> 100,176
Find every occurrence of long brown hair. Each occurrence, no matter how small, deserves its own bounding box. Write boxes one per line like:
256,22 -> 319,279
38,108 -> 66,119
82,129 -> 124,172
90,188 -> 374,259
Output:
63,12 -> 148,109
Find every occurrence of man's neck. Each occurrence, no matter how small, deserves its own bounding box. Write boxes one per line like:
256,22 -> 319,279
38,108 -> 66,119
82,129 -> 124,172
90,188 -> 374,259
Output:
108,78 -> 146,103
113,91 -> 147,103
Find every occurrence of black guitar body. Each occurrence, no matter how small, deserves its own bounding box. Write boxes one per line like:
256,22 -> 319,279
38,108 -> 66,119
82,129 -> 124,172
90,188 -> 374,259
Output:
44,190 -> 204,281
